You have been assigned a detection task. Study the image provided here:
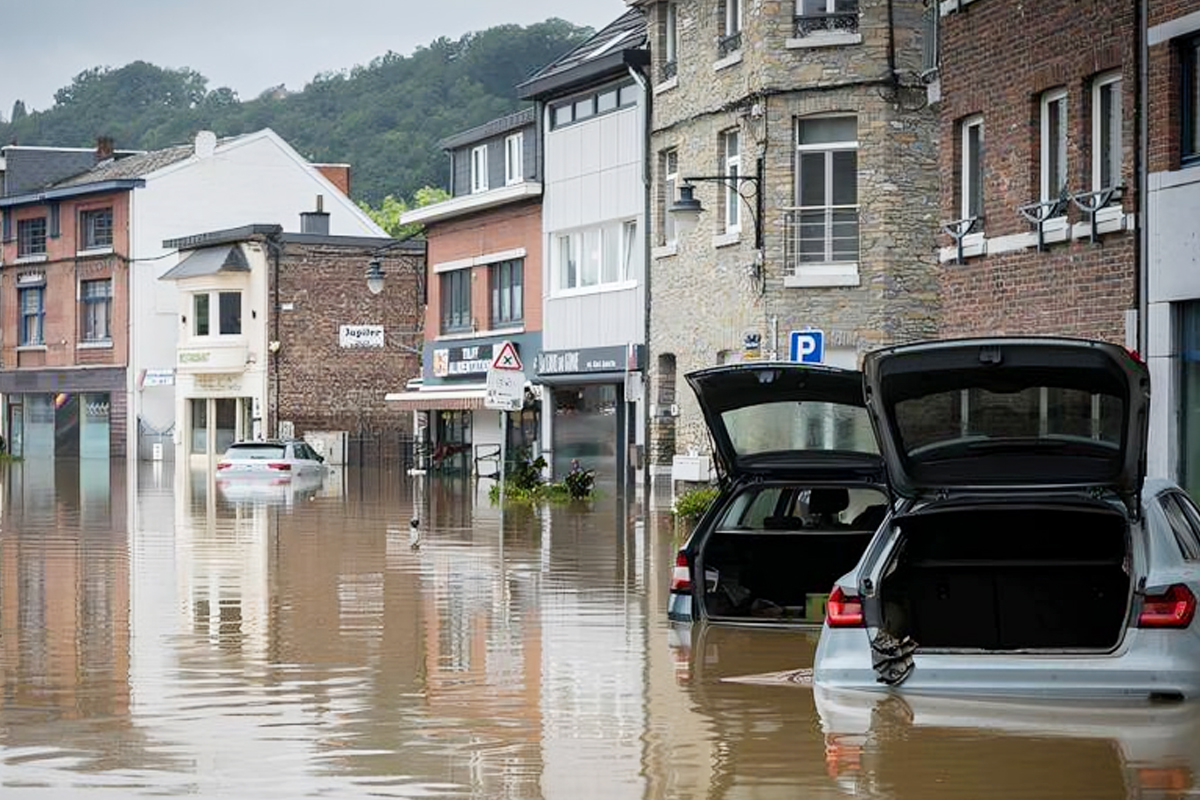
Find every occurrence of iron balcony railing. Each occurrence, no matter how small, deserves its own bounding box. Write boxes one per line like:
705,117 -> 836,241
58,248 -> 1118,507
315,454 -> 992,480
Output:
661,60 -> 678,82
784,205 -> 861,268
717,31 -> 743,58
794,10 -> 859,37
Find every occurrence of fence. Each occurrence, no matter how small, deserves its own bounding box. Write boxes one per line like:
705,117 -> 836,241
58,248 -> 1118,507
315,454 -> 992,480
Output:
346,430 -> 418,472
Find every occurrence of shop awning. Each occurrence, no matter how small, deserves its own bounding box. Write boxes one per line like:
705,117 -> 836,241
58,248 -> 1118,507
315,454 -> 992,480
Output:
161,245 -> 249,280
385,385 -> 488,411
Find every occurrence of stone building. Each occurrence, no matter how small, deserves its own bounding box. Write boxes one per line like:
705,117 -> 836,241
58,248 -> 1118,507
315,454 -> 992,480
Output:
1146,0 -> 1200,496
933,0 -> 1139,348
628,0 -> 940,474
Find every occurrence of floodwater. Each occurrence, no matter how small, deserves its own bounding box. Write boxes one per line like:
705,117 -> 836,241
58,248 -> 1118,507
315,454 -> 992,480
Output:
0,459 -> 1197,800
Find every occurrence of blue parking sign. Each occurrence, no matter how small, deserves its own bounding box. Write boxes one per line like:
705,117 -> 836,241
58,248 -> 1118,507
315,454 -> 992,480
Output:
789,329 -> 825,364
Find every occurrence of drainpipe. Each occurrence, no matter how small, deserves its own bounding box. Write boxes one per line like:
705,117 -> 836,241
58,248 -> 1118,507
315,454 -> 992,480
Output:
628,56 -> 652,501
1137,0 -> 1149,356
268,230 -> 283,437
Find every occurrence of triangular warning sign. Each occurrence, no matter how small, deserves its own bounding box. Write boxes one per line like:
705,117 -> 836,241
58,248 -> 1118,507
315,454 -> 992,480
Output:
491,341 -> 523,371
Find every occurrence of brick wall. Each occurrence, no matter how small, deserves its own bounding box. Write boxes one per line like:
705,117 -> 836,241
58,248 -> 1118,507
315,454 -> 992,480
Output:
424,200 -> 543,338
1148,0 -> 1200,173
273,241 -> 425,436
936,0 -> 1137,343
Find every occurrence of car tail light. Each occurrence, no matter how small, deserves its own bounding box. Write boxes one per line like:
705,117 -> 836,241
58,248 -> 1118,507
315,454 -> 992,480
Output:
826,586 -> 864,628
670,551 -> 691,594
1137,584 -> 1197,629
267,462 -> 292,472
216,462 -> 232,471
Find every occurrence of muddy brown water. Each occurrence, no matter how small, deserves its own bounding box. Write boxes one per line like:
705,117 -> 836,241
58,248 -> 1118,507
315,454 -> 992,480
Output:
0,460 -> 1195,799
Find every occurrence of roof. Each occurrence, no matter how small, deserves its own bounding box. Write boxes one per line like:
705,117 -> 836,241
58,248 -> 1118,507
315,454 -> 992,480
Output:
517,9 -> 648,100
53,142 -> 197,187
438,108 -> 537,151
162,223 -> 415,253
160,244 -> 250,280
1,147 -> 102,196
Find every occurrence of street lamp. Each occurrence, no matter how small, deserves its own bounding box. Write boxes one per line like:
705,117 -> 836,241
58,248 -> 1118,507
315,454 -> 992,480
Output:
668,155 -> 765,250
366,258 -> 387,295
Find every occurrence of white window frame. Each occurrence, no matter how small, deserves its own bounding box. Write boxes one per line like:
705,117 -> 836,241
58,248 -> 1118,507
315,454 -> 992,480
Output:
960,115 -> 984,221
725,0 -> 742,36
722,129 -> 742,234
794,116 -> 859,266
663,149 -> 679,246
1040,88 -> 1069,206
80,277 -> 113,343
665,1 -> 678,65
471,145 -> 489,194
1092,72 -> 1122,195
554,221 -> 640,294
504,133 -> 523,186
192,290 -> 243,338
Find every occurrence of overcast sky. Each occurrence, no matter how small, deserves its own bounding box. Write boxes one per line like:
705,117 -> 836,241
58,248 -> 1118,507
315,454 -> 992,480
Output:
0,0 -> 630,117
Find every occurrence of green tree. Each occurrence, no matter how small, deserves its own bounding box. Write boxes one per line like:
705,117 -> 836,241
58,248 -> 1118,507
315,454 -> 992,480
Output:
358,186 -> 450,238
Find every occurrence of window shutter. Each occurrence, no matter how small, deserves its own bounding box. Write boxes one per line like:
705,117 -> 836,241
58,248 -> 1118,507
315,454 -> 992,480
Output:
49,203 -> 61,239
1,212 -> 11,243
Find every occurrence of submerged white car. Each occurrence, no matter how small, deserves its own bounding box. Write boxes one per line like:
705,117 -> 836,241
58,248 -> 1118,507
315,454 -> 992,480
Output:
813,337 -> 1200,701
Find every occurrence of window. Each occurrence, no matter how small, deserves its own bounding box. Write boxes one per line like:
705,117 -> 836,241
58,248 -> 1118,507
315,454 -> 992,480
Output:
724,0 -> 742,36
81,279 -> 112,342
1092,73 -> 1122,193
17,217 -> 46,258
1160,492 -> 1200,561
1041,88 -> 1069,205
664,1 -> 679,79
471,145 -> 488,193
490,259 -> 524,327
549,81 -> 638,129
505,133 -> 524,186
19,285 -> 44,345
1184,36 -> 1200,164
441,269 -> 472,333
662,149 -> 679,245
960,115 -> 984,221
80,208 -> 113,250
721,129 -> 742,233
193,291 -> 242,336
555,221 -> 639,291
796,0 -> 859,35
793,116 -> 859,264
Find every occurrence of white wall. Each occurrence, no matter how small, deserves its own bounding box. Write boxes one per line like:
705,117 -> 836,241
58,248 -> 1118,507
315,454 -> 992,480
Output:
130,130 -> 385,444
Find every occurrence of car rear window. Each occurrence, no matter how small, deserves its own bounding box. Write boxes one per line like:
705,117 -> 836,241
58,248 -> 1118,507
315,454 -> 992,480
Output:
225,444 -> 286,460
721,400 -> 878,458
893,386 -> 1124,456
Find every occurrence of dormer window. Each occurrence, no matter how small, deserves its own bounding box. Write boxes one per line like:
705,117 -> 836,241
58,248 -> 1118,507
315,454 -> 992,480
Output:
81,208 -> 113,250
471,145 -> 489,193
17,217 -> 46,258
505,133 -> 524,186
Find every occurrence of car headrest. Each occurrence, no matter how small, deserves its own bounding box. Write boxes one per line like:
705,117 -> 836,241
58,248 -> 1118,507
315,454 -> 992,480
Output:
809,488 -> 850,516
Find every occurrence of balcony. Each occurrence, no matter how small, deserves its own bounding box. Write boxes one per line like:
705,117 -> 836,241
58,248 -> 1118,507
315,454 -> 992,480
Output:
660,60 -> 677,82
717,31 -> 743,59
793,10 -> 859,36
783,206 -> 861,287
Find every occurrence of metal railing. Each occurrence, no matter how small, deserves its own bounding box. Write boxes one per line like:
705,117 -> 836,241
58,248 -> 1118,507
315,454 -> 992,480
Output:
794,10 -> 859,36
661,60 -> 677,82
784,206 -> 861,268
717,31 -> 743,58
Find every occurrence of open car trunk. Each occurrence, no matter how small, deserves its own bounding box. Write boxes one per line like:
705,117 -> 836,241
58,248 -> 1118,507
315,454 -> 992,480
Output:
700,487 -> 887,624
877,504 -> 1133,651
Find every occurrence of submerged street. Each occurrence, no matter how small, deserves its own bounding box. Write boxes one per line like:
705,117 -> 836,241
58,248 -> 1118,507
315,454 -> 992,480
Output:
0,460 -> 1197,799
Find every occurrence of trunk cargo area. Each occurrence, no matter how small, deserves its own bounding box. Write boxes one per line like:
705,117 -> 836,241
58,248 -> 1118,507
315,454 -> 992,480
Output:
879,505 -> 1132,650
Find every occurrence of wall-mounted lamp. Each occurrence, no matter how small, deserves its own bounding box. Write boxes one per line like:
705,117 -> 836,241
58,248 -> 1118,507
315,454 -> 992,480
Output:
366,258 -> 387,295
669,155 -> 765,251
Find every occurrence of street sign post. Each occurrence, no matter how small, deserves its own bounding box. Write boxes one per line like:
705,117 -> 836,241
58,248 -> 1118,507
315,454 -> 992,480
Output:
788,329 -> 826,364
484,342 -> 525,505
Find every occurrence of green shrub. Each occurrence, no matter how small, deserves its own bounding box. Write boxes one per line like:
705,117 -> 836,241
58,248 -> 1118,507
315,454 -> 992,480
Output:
673,485 -> 719,520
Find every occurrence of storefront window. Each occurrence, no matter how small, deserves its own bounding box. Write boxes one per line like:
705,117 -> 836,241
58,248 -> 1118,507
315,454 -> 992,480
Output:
1181,302 -> 1200,501
552,384 -> 619,483
191,398 -> 208,454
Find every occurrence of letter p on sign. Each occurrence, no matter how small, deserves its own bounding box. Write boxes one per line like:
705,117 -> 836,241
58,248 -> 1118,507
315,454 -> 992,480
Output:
789,329 -> 825,364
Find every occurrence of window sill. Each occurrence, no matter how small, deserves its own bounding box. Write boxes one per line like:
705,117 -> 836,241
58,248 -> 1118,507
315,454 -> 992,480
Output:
487,323 -> 525,335
961,231 -> 986,258
553,279 -> 639,299
437,330 -> 478,342
786,31 -> 862,49
16,344 -> 47,352
714,50 -> 743,72
653,76 -> 678,95
15,254 -> 47,264
77,340 -> 114,350
77,246 -> 114,257
1042,215 -> 1070,244
712,231 -> 742,248
652,243 -> 678,259
784,263 -> 860,288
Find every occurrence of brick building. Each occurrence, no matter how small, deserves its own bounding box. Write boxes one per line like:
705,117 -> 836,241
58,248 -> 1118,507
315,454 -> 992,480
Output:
392,110 -> 543,477
158,222 -> 423,465
629,0 -> 940,475
1146,0 -> 1200,496
933,0 -> 1138,343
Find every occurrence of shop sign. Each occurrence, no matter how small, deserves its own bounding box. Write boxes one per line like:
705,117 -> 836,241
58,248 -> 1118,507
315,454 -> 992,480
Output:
180,351 -> 210,364
432,343 -> 496,378
142,368 -> 176,387
537,344 -> 645,376
340,324 -> 385,348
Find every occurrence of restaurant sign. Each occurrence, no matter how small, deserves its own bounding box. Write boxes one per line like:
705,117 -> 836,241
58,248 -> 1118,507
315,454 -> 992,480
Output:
536,344 -> 645,376
432,343 -> 498,378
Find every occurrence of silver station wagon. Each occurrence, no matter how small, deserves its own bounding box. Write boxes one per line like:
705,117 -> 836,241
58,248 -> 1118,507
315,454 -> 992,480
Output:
813,337 -> 1200,701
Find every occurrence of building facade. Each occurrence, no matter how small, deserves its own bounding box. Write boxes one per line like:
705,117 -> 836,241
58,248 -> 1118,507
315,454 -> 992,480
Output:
518,11 -> 650,491
934,0 -> 1138,348
159,223 -> 421,466
1147,0 -> 1200,497
632,0 -> 940,475
392,110 -> 544,477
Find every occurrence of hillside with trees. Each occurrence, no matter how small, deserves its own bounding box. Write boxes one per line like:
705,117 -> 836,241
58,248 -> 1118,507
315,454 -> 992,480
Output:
0,19 -> 591,207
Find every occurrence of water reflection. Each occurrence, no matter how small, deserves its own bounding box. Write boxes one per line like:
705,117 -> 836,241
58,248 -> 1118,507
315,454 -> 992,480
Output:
1,462 -> 1196,799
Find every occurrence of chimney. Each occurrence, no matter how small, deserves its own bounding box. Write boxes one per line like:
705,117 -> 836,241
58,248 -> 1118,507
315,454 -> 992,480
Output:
300,195 -> 330,235
313,163 -> 351,196
96,136 -> 115,161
